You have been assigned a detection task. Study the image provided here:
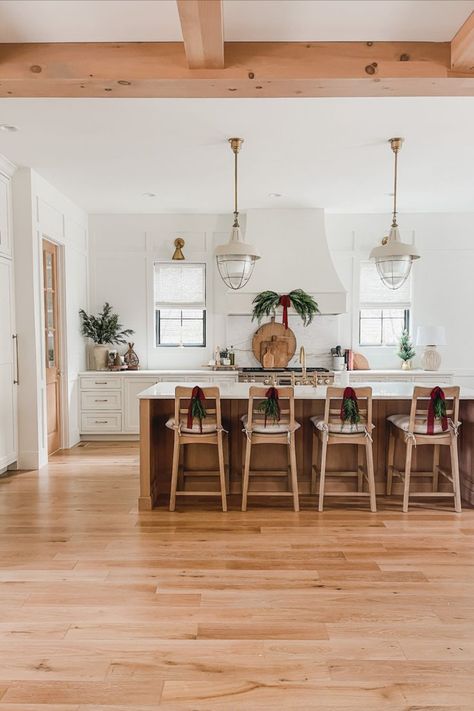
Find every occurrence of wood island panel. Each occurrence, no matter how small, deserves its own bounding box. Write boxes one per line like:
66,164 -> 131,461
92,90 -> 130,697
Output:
139,396 -> 474,510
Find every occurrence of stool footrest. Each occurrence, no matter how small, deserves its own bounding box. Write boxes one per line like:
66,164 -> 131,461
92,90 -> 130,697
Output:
175,491 -> 224,497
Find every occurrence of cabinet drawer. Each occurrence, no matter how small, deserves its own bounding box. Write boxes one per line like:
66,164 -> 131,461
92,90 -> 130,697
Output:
80,376 -> 122,390
80,412 -> 122,433
81,390 -> 122,410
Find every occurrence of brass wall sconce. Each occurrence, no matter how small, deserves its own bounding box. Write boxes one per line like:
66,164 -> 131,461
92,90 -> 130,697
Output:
172,237 -> 185,260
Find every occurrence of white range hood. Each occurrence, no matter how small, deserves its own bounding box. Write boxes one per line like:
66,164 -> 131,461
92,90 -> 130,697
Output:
215,208 -> 347,315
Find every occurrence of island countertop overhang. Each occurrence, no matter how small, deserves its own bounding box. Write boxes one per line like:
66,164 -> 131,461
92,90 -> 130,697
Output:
137,381 -> 474,401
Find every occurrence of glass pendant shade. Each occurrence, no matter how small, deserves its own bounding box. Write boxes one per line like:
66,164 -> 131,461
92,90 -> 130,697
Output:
370,226 -> 419,290
215,224 -> 259,290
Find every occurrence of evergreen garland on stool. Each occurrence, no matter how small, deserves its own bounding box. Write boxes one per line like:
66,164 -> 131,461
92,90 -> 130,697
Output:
427,386 -> 448,434
257,387 -> 281,426
187,386 -> 207,432
340,387 -> 361,426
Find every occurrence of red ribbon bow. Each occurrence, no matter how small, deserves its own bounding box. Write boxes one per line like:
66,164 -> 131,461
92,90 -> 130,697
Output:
187,386 -> 206,432
427,386 -> 448,434
278,295 -> 291,329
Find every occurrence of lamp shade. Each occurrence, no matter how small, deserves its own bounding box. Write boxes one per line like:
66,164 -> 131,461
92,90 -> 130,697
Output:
416,326 -> 446,346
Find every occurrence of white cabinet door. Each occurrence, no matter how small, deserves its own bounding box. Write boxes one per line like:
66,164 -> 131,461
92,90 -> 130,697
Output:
0,257 -> 17,468
123,378 -> 159,433
0,174 -> 11,258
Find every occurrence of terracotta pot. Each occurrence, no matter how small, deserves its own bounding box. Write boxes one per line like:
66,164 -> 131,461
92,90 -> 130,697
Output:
93,344 -> 109,370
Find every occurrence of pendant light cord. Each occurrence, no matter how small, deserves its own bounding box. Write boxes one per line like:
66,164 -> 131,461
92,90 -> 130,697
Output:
233,146 -> 239,227
392,146 -> 398,228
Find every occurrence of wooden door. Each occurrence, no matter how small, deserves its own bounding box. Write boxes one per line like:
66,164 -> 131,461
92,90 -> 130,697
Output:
43,240 -> 61,455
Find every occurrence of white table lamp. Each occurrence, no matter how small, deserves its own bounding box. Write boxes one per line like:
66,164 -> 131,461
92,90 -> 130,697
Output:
416,326 -> 446,371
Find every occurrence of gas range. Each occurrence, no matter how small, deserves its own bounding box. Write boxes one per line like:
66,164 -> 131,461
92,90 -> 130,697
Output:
238,367 -> 333,386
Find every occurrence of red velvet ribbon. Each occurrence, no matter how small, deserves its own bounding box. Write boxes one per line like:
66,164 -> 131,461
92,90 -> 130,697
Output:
340,387 -> 358,421
279,294 -> 291,329
187,385 -> 206,431
427,386 -> 448,434
264,387 -> 279,426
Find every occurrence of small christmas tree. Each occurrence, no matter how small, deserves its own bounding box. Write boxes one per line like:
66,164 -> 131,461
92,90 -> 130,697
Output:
397,329 -> 416,366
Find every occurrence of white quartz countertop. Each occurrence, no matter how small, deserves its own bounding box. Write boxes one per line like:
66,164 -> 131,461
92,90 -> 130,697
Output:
138,381 -> 474,401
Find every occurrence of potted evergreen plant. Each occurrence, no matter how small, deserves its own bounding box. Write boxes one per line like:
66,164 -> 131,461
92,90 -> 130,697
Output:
397,329 -> 416,370
79,303 -> 134,370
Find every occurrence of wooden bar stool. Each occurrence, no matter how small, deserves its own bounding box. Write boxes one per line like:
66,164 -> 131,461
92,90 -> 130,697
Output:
241,386 -> 300,512
167,386 -> 228,512
386,386 -> 462,513
311,387 -> 376,512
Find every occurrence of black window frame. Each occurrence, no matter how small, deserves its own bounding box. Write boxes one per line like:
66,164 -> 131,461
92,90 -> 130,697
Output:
358,308 -> 410,347
155,308 -> 207,348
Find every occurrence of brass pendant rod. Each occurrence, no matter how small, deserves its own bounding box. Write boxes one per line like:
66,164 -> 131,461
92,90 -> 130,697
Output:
392,147 -> 398,228
234,146 -> 239,226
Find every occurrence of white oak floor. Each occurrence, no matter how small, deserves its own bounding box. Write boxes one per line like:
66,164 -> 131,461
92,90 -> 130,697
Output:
0,441 -> 473,710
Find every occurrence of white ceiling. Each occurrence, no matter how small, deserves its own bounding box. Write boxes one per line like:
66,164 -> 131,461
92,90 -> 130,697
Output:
0,0 -> 472,42
0,97 -> 473,214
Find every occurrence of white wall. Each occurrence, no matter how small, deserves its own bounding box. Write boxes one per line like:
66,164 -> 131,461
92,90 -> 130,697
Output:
90,211 -> 474,387
13,168 -> 88,468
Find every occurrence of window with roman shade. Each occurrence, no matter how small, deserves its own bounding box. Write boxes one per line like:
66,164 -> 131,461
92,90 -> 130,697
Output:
359,260 -> 411,346
154,263 -> 206,347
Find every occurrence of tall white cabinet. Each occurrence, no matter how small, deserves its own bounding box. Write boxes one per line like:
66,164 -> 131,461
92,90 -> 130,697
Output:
0,168 -> 17,471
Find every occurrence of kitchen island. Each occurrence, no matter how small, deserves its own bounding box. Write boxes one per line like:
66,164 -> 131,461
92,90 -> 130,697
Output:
138,382 -> 474,511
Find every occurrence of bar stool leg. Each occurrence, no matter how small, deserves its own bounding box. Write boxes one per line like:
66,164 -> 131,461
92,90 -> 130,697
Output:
318,436 -> 328,512
450,434 -> 462,513
357,445 -> 364,492
402,440 -> 413,513
169,433 -> 180,512
242,438 -> 252,512
311,429 -> 318,495
365,439 -> 377,513
432,444 -> 440,492
386,428 -> 395,496
217,432 -> 227,512
289,434 -> 299,512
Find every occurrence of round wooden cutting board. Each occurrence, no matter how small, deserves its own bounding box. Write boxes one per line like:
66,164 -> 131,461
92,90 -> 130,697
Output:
252,318 -> 297,367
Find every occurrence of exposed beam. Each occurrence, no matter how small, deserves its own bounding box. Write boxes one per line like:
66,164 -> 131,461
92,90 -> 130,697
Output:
176,0 -> 224,69
0,41 -> 473,98
451,11 -> 474,72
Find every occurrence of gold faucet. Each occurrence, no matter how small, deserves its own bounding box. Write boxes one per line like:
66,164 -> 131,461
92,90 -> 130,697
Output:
299,345 -> 307,383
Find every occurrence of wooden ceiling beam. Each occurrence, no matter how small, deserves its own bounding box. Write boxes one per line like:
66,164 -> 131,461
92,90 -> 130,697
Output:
176,0 -> 224,69
0,41 -> 473,98
451,11 -> 474,72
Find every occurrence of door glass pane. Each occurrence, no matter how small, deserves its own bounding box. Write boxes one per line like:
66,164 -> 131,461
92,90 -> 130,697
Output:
47,330 -> 56,368
45,253 -> 53,289
46,289 -> 55,328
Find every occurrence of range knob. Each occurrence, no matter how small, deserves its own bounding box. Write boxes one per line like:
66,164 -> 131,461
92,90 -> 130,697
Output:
317,377 -> 323,385
324,377 -> 331,384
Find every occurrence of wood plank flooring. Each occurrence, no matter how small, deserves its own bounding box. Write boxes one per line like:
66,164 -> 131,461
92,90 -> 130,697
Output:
0,441 -> 473,709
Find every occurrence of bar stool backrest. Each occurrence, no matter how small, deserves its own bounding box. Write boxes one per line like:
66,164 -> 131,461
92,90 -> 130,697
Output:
174,385 -> 222,431
323,386 -> 373,430
246,386 -> 296,431
408,385 -> 460,434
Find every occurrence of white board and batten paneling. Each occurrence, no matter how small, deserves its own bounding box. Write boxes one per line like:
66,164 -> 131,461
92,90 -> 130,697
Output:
0,160 -> 17,472
79,370 -> 238,437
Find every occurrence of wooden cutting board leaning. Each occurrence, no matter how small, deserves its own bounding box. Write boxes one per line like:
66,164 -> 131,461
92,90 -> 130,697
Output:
252,318 -> 297,368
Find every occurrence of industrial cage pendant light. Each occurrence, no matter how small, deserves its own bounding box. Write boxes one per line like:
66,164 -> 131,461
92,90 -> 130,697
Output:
215,138 -> 260,290
369,137 -> 420,290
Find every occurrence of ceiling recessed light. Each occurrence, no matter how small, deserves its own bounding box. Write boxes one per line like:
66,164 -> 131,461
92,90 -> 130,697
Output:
0,124 -> 18,133
143,192 -> 156,198
268,192 -> 282,198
